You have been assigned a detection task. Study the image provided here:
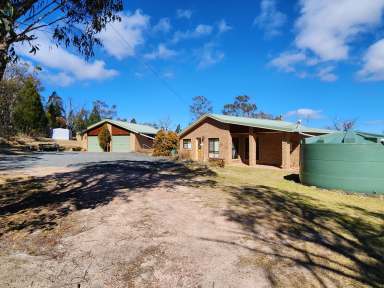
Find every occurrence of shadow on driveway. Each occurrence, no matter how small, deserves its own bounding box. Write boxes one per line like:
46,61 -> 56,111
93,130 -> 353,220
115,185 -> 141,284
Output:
0,160 -> 216,235
0,152 -> 43,171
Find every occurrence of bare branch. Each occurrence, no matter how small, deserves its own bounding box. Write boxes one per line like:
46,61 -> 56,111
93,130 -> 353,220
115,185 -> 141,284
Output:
14,2 -> 66,43
21,1 -> 58,23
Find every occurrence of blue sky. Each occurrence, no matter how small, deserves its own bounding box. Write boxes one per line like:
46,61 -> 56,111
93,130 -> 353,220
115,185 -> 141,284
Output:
18,0 -> 384,132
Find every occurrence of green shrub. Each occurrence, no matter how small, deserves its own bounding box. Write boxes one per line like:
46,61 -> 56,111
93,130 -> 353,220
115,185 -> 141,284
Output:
98,124 -> 111,152
153,130 -> 179,156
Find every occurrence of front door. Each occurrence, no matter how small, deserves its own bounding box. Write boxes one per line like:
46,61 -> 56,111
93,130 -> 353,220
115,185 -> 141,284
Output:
197,138 -> 203,161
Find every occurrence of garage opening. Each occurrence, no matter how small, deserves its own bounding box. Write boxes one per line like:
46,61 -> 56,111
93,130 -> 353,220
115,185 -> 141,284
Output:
111,125 -> 131,152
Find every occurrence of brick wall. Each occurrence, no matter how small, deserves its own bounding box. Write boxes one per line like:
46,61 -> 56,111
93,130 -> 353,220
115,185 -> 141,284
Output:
135,134 -> 154,153
180,118 -> 311,169
290,133 -> 302,169
179,118 -> 231,163
256,132 -> 283,167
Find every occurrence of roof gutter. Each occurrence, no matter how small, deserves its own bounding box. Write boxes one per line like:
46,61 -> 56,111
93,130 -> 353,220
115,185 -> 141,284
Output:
299,131 -> 318,137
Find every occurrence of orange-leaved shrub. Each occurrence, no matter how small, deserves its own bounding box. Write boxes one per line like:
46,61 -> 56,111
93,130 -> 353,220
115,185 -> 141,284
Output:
153,130 -> 178,156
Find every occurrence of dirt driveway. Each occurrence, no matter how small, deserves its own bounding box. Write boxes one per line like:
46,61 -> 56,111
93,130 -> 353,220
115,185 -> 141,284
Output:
0,153 -> 382,288
0,153 -> 270,288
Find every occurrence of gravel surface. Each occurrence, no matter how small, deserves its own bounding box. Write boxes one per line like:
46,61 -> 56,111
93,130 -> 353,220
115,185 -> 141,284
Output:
0,152 -> 159,171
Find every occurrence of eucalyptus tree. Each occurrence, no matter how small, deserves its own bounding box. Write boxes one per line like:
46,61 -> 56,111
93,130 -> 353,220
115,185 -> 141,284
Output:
0,0 -> 123,79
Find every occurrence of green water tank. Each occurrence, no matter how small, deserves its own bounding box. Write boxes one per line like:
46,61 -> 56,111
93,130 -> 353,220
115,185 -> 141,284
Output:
300,131 -> 384,194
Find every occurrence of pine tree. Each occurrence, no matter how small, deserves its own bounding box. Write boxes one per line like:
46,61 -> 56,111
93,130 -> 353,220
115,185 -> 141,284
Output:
13,78 -> 48,136
175,124 -> 182,133
130,118 -> 137,123
46,91 -> 65,129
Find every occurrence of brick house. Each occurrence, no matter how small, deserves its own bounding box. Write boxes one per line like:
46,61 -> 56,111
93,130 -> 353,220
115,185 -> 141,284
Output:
179,114 -> 333,169
82,119 -> 158,152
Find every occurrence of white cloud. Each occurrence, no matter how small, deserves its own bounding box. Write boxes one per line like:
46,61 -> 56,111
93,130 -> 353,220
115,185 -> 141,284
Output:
269,52 -> 307,72
218,19 -> 232,34
153,18 -> 171,33
295,0 -> 384,61
144,44 -> 177,60
176,9 -> 193,19
172,24 -> 213,43
254,0 -> 287,37
197,43 -> 224,69
270,52 -> 339,81
98,10 -> 150,59
357,39 -> 384,81
43,72 -> 75,87
317,66 -> 338,82
286,108 -> 323,120
16,31 -> 118,84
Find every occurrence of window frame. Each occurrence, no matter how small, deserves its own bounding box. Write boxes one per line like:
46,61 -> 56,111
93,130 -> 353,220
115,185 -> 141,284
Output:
208,138 -> 220,159
183,138 -> 192,150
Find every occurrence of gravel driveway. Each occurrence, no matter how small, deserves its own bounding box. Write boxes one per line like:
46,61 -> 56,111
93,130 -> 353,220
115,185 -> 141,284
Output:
0,152 -> 157,171
0,152 -> 272,287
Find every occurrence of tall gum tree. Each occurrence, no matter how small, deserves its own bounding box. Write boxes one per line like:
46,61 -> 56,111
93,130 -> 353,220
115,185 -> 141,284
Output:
0,0 -> 123,80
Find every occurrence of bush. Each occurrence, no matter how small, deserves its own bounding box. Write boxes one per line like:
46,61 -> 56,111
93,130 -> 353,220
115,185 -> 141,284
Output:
208,158 -> 225,168
153,130 -> 179,156
98,124 -> 111,152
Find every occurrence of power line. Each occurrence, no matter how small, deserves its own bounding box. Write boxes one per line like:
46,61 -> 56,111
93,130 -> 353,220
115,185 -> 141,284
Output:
108,23 -> 188,105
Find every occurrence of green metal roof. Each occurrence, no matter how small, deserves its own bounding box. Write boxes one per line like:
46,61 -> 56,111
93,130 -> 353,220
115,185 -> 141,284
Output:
180,114 -> 334,136
85,119 -> 158,135
304,131 -> 384,144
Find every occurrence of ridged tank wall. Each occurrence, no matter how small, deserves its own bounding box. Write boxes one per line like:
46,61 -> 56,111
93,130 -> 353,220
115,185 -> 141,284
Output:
300,131 -> 384,194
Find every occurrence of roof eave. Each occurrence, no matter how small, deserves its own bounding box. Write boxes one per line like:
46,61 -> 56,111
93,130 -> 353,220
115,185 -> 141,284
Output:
178,114 -> 334,137
83,119 -> 142,135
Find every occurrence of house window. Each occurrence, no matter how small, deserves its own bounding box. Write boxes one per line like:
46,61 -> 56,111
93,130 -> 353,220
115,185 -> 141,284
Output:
183,139 -> 192,149
232,137 -> 239,159
208,138 -> 220,158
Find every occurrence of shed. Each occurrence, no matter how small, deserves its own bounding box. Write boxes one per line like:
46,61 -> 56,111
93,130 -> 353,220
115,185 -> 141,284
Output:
52,128 -> 70,140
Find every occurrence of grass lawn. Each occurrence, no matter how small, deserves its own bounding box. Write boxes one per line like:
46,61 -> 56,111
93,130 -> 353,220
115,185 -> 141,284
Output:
207,165 -> 384,288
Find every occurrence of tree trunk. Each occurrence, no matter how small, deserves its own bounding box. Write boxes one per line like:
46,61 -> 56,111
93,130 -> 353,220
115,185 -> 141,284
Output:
0,42 -> 9,80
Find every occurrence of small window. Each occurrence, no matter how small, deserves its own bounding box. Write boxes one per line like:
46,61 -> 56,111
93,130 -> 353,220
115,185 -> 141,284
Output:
183,139 -> 192,149
232,138 -> 239,159
208,138 -> 220,158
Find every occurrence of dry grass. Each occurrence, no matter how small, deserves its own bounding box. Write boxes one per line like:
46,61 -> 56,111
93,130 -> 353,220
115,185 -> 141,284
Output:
214,165 -> 384,225
206,165 -> 384,288
0,135 -> 81,153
